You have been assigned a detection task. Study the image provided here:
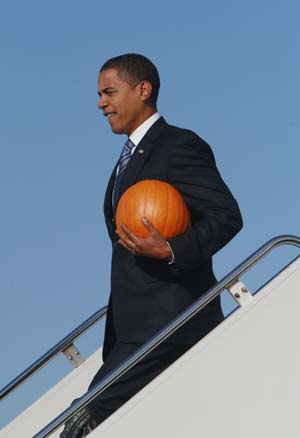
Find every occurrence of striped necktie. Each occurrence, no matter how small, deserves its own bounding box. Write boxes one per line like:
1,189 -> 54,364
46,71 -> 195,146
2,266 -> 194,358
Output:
113,138 -> 135,215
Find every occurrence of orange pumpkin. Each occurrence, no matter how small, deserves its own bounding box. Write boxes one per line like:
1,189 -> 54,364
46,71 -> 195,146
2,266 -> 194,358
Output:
116,180 -> 190,239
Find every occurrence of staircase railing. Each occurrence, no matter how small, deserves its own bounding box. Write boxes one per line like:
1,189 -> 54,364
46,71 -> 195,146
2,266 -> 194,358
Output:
0,306 -> 108,400
31,234 -> 300,438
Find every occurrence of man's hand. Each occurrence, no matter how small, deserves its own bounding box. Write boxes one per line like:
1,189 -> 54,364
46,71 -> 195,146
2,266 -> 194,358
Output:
117,216 -> 172,261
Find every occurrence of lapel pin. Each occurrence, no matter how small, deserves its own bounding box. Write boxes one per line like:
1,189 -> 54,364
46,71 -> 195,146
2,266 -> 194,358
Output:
138,149 -> 144,154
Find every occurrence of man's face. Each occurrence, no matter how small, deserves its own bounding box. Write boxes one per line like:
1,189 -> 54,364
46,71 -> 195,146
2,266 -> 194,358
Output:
98,68 -> 145,136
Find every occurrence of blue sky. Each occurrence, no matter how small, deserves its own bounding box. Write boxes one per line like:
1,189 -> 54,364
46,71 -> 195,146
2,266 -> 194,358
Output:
1,0 -> 299,428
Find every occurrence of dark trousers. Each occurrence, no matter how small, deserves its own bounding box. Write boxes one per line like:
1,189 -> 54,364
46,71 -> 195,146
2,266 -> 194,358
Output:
86,341 -> 191,425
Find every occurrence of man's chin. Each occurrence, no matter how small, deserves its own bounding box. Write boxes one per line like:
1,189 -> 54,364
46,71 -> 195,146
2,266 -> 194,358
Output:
111,126 -> 123,135
110,123 -> 126,135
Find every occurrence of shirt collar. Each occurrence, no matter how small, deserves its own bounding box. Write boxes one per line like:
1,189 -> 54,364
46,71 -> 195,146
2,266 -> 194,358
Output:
129,112 -> 161,147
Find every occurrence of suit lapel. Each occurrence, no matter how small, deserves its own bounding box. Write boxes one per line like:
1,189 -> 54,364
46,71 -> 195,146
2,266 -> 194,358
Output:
104,161 -> 118,238
103,117 -> 167,238
119,117 -> 167,200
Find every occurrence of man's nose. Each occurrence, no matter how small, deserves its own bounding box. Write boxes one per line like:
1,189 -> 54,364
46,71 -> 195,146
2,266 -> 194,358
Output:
98,95 -> 107,110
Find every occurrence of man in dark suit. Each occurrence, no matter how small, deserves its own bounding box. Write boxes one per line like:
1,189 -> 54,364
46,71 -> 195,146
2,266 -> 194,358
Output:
60,53 -> 242,437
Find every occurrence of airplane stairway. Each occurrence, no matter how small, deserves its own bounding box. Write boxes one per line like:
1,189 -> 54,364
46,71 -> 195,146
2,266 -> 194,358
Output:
1,235 -> 299,438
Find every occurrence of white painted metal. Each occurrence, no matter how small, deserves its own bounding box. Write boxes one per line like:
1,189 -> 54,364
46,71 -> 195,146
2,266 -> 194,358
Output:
2,256 -> 299,438
87,257 -> 300,438
30,236 -> 300,438
0,350 -> 103,438
227,278 -> 253,306
62,343 -> 85,368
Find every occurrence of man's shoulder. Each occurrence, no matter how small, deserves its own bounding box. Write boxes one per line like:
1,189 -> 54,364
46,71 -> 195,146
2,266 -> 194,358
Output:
161,120 -> 212,151
163,120 -> 197,137
156,119 -> 216,163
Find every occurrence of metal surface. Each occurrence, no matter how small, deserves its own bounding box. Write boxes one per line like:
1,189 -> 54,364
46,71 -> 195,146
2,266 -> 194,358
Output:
62,343 -> 85,368
0,306 -> 107,400
227,279 -> 253,306
34,234 -> 300,438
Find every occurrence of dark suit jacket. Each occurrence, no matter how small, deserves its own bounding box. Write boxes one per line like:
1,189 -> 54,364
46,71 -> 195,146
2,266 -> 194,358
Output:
102,117 -> 242,355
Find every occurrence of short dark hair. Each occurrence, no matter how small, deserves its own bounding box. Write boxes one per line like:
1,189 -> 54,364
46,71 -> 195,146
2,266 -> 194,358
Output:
100,53 -> 160,108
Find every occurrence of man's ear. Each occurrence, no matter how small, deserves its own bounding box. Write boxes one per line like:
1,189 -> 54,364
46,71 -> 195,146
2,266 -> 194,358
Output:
139,80 -> 153,102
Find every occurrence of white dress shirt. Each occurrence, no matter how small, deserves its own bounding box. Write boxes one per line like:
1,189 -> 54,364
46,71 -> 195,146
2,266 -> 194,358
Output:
129,111 -> 161,149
